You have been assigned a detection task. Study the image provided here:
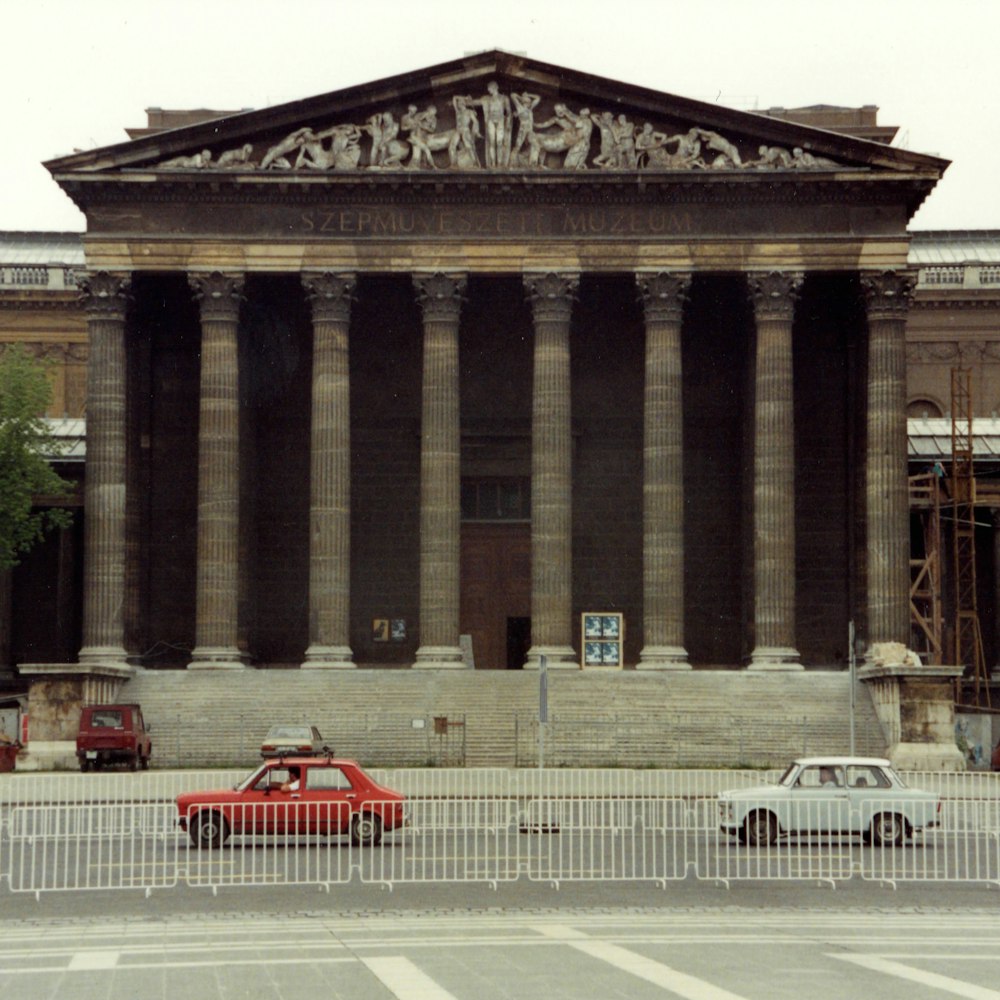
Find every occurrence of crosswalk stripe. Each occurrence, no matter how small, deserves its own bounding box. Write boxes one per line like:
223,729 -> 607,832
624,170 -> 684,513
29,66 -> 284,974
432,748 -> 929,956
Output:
570,941 -> 750,1000
362,956 -> 461,1000
835,954 -> 1000,999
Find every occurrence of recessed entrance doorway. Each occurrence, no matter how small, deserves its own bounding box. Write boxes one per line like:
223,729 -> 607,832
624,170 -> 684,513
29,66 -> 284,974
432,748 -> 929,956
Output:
460,523 -> 530,669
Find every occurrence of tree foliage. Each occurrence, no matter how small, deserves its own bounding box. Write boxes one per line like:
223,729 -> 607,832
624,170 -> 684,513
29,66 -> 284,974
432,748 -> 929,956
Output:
0,346 -> 74,569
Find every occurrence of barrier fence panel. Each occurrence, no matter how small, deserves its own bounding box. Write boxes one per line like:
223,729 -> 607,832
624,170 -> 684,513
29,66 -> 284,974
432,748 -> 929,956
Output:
860,798 -> 1000,887
700,799 -> 859,886
181,801 -> 355,889
521,797 -> 688,885
3,769 -> 1000,894
7,803 -> 180,894
358,799 -> 519,887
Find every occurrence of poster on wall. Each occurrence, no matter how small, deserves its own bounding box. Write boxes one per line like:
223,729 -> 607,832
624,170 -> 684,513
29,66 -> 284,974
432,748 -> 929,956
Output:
581,613 -> 624,668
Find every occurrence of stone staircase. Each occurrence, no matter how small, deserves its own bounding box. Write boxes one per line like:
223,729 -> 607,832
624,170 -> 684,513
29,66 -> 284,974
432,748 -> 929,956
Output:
123,667 -> 886,770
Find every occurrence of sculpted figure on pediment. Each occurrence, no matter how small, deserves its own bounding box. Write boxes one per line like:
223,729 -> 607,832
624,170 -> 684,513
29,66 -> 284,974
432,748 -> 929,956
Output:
215,143 -> 254,168
452,96 -> 482,168
159,149 -> 213,169
296,124 -> 363,170
469,81 -> 512,168
511,92 -> 540,165
261,127 -> 314,170
364,111 -> 410,168
791,147 -> 839,169
532,104 -> 593,169
698,128 -> 742,168
754,145 -> 795,169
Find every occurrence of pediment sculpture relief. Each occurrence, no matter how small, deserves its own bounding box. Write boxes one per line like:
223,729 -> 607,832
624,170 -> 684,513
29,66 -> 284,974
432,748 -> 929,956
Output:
153,81 -> 850,174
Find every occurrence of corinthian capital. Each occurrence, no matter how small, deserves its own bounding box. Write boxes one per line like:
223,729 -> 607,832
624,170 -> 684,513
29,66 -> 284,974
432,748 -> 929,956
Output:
748,271 -> 804,322
302,272 -> 356,325
189,272 -> 245,322
636,272 -> 692,326
79,271 -> 131,321
861,270 -> 917,321
524,272 -> 579,324
413,273 -> 467,322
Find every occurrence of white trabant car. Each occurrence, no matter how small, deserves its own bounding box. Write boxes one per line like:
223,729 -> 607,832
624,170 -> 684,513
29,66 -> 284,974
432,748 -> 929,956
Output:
718,756 -> 941,847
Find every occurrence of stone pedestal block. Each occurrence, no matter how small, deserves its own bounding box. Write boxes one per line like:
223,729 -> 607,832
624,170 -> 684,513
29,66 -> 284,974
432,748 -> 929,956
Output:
17,662 -> 133,770
859,660 -> 966,771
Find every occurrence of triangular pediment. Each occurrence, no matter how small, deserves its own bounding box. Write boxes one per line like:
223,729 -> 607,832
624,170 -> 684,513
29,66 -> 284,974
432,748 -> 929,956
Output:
47,50 -> 947,183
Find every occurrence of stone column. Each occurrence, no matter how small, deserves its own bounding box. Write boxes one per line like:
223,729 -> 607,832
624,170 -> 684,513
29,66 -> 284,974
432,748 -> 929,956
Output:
636,272 -> 691,670
862,270 -> 916,652
524,273 -> 579,669
188,272 -> 245,669
302,272 -> 356,669
992,509 -> 1000,676
412,273 -> 467,669
748,271 -> 804,670
78,272 -> 131,667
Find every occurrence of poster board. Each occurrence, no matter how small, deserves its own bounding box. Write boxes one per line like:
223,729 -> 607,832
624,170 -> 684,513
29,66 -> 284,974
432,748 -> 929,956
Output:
581,613 -> 624,668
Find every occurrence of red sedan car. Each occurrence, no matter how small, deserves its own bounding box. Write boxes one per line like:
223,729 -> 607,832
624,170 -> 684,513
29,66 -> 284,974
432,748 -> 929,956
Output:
176,757 -> 406,848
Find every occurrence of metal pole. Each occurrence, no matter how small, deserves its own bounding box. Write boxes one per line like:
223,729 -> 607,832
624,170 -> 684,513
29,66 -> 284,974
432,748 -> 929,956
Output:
848,621 -> 856,756
539,654 -> 547,771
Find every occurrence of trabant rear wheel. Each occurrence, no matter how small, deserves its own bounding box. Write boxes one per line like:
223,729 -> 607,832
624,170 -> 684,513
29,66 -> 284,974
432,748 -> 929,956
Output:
350,812 -> 383,847
192,811 -> 229,849
871,812 -> 905,847
744,810 -> 777,847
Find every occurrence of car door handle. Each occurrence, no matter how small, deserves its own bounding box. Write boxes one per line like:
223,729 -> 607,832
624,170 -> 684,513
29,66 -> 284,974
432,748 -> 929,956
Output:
291,794 -> 301,800
346,793 -> 357,799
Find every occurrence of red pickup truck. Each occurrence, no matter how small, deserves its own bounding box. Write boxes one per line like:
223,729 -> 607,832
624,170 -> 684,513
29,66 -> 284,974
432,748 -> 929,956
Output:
76,703 -> 152,771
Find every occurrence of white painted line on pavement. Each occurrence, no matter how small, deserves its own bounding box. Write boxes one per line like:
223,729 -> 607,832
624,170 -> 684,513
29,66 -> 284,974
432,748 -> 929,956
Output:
570,941 -> 750,1000
68,951 -> 119,970
362,956 -> 460,1000
532,924 -> 589,939
834,954 -> 1000,999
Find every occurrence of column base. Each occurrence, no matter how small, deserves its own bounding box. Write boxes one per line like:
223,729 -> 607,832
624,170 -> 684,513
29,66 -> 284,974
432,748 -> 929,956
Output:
302,645 -> 356,669
637,645 -> 692,670
748,646 -> 803,671
523,646 -> 579,670
412,645 -> 468,669
77,646 -> 130,668
187,647 -> 246,670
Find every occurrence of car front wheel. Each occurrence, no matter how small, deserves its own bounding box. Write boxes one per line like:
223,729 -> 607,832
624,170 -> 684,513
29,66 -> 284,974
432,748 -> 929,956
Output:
744,810 -> 777,847
870,812 -> 906,847
192,811 -> 229,849
350,812 -> 383,847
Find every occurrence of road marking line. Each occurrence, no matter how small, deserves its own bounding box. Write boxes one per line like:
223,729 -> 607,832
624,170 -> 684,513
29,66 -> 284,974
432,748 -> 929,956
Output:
570,941 -> 750,1000
834,954 -> 1000,999
68,951 -> 119,970
532,925 -> 590,940
362,956 -> 460,1000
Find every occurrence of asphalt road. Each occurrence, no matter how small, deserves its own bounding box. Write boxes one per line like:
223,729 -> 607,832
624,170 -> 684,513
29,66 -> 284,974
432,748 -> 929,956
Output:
2,892 -> 999,1000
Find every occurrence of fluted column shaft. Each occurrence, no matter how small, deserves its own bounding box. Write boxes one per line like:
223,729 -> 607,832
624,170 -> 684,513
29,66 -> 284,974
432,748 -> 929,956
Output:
637,273 -> 691,669
302,273 -> 356,668
749,272 -> 803,669
188,273 -> 244,668
862,270 -> 915,649
413,274 -> 466,668
79,272 -> 130,665
524,273 -> 579,668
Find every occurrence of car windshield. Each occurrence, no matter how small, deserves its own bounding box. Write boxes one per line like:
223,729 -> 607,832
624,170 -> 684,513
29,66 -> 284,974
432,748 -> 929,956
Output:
778,764 -> 797,786
235,763 -> 270,791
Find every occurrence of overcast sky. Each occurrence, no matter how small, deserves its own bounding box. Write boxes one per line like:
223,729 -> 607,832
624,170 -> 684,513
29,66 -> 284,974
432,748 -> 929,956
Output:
2,0 -> 996,233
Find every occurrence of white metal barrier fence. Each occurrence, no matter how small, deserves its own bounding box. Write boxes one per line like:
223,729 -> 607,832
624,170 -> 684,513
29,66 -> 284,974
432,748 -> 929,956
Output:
2,769 -> 999,895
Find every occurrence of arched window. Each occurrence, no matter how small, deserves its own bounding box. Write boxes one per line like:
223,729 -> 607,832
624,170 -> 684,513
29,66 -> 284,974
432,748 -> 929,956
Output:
907,398 -> 943,419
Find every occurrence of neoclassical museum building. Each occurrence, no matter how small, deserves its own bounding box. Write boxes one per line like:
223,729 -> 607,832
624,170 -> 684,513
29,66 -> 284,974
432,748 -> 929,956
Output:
6,51 -> 999,767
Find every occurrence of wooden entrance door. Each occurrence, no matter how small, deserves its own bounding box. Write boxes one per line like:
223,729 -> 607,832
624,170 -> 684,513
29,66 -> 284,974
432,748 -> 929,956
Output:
460,523 -> 530,668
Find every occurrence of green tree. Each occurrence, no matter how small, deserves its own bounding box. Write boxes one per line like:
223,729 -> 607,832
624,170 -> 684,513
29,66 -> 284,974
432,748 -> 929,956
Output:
0,346 -> 74,569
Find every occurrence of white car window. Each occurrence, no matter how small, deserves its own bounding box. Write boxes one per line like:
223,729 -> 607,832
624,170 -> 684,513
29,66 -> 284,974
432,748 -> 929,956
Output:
305,767 -> 352,791
797,766 -> 843,788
